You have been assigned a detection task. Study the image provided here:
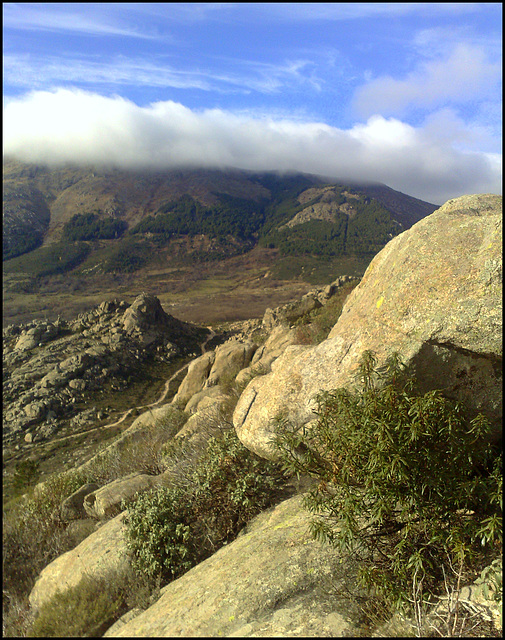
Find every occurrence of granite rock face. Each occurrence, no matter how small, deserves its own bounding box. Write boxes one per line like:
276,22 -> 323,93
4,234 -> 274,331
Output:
83,473 -> 162,520
105,494 -> 363,637
3,294 -> 205,447
60,482 -> 100,521
29,513 -> 128,612
234,194 -> 502,459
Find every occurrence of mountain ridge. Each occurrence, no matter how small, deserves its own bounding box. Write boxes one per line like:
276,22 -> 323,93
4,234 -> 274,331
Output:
3,160 -> 437,255
3,161 -> 438,328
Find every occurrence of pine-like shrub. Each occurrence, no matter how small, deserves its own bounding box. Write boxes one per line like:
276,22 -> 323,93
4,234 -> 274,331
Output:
124,428 -> 286,582
273,350 -> 502,610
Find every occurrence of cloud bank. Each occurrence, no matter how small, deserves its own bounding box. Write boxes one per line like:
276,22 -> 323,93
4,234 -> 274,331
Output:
3,88 -> 501,204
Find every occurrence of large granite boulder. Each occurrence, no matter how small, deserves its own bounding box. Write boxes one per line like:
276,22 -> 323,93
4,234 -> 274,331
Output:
121,293 -> 171,335
83,473 -> 162,519
204,340 -> 257,388
105,493 -> 364,637
29,512 -> 128,612
234,194 -> 502,459
171,352 -> 215,408
60,482 -> 100,521
126,404 -> 186,435
236,325 -> 298,386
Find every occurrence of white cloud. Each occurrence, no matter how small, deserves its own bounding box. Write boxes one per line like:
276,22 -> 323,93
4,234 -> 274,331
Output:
3,88 -> 501,204
353,43 -> 501,118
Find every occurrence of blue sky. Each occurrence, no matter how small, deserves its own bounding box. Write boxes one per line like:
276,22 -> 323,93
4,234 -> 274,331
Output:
3,3 -> 502,203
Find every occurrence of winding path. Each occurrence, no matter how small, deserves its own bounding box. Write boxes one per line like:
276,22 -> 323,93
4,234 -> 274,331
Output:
38,328 -> 217,447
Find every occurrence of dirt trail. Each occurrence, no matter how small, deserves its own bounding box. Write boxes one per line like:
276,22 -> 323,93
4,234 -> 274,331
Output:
37,328 -> 217,448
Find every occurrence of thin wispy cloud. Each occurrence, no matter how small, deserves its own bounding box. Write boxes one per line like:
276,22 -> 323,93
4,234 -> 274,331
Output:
3,3 -> 157,39
3,54 -> 215,92
3,52 -> 324,96
230,3 -> 488,23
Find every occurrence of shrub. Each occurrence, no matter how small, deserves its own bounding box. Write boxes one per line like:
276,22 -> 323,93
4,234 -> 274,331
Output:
85,408 -> 188,484
273,350 -> 502,611
124,428 -> 286,583
3,468 -> 90,602
293,280 -> 358,345
12,459 -> 41,494
29,572 -> 126,637
62,211 -> 127,241
2,411 -> 192,631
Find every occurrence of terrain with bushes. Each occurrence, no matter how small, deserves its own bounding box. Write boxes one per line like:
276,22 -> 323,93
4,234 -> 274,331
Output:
2,168 -> 501,639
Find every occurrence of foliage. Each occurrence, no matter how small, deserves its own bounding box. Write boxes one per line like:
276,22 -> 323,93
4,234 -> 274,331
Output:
293,280 -> 359,344
3,227 -> 43,261
28,572 -> 127,637
259,187 -> 402,257
62,211 -> 127,241
3,242 -> 91,277
2,469 -> 90,601
12,459 -> 41,495
130,193 -> 265,242
264,218 -> 348,257
2,410 -> 188,627
101,237 -> 149,273
273,350 -> 502,611
124,428 -> 286,582
86,409 -> 188,484
346,197 -> 402,252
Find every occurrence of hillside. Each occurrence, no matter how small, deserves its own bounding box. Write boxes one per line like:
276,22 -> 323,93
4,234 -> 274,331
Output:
3,161 -> 437,327
2,194 -> 501,638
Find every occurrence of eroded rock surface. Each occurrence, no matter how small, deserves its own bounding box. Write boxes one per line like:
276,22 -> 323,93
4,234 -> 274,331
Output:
106,494 -> 364,637
83,473 -> 162,520
3,294 -> 206,447
234,194 -> 502,459
29,513 -> 128,612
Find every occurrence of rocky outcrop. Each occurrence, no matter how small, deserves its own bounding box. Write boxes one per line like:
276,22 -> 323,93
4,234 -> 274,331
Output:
204,340 -> 256,387
261,275 -> 359,331
105,493 -> 364,637
60,482 -> 100,521
2,294 -> 206,447
83,473 -> 162,520
29,512 -> 128,612
236,326 -> 298,386
234,194 -> 502,459
171,352 -> 216,408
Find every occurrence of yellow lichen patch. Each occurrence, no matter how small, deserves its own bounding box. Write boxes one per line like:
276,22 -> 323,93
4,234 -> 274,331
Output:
376,295 -> 385,309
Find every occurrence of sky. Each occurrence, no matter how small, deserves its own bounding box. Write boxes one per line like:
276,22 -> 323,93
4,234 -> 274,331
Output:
3,3 -> 502,204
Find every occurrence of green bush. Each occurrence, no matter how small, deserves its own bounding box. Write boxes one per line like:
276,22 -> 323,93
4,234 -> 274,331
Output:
273,350 -> 502,610
3,412 -> 190,627
3,469 -> 90,601
3,242 -> 90,277
124,428 -> 286,582
63,211 -> 127,241
12,459 -> 41,495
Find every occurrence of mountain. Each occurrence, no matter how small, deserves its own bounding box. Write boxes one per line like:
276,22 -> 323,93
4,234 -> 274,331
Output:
3,160 -> 438,326
3,160 -> 437,254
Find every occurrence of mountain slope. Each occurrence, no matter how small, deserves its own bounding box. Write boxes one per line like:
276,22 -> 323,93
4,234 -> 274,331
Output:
3,161 -> 438,327
3,160 -> 437,259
